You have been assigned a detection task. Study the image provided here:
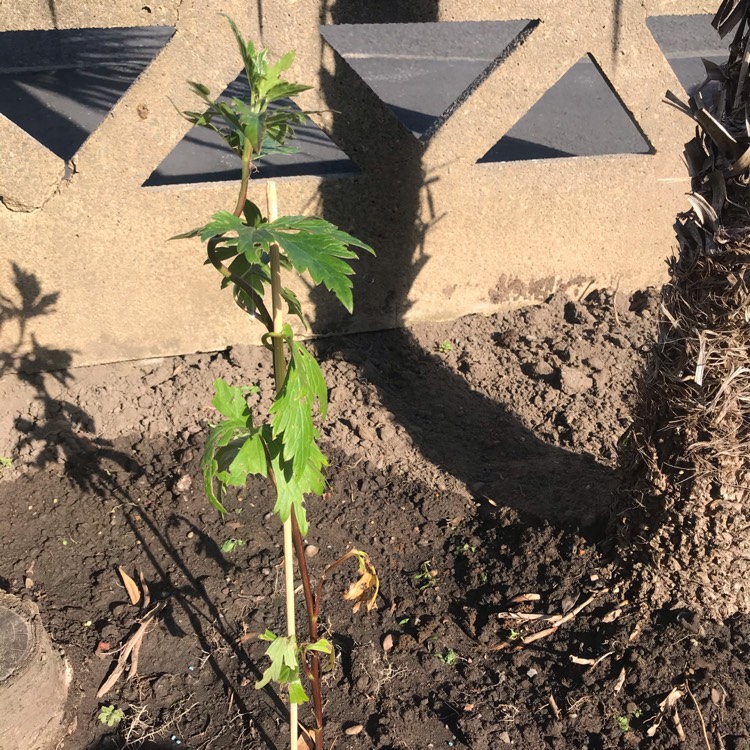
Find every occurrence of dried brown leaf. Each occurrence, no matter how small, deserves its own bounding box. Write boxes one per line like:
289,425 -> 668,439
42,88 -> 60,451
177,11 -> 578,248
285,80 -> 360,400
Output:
117,566 -> 141,606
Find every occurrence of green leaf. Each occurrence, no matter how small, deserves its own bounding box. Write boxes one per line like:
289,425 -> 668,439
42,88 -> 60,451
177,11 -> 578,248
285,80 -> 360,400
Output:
265,81 -> 313,103
265,426 -> 327,536
212,378 -> 253,421
255,634 -> 299,690
233,99 -> 264,152
187,80 -> 212,101
264,50 -> 296,91
201,379 -> 260,514
281,286 -> 305,325
243,200 -> 264,227
265,216 -> 374,313
225,431 -> 268,483
289,679 -> 309,704
170,225 -> 204,241
201,210 -> 244,240
220,538 -> 245,553
306,638 -> 333,654
269,332 -> 327,474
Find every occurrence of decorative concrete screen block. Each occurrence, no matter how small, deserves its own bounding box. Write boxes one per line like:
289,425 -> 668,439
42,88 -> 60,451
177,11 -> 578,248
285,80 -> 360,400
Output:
0,0 -> 725,370
0,594 -> 71,750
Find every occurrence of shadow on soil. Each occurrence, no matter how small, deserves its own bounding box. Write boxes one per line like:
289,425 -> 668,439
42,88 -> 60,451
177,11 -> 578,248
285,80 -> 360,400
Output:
314,0 -> 612,532
0,265 -> 287,748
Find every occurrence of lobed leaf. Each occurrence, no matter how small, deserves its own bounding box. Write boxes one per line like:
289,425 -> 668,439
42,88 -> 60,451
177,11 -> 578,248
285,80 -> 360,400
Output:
269,329 -> 328,474
265,217 -> 373,312
265,426 -> 327,536
201,379 -> 265,514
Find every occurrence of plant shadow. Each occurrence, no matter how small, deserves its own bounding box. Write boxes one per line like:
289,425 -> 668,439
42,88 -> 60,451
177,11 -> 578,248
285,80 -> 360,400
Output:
314,1 -> 614,534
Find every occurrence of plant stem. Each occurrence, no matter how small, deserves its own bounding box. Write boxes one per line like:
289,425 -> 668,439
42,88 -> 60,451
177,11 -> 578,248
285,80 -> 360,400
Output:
266,180 -> 298,750
291,512 -> 323,749
233,139 -> 252,217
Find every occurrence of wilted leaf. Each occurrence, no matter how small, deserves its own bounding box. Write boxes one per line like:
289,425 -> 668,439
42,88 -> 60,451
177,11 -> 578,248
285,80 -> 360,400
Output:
339,550 -> 380,613
117,566 -> 141,605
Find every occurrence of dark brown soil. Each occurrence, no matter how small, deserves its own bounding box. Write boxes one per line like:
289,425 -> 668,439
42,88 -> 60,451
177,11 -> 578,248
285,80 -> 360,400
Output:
1,288 -> 748,750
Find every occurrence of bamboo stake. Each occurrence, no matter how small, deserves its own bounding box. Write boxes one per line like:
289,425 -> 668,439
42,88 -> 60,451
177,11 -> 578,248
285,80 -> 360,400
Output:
267,180 -> 298,750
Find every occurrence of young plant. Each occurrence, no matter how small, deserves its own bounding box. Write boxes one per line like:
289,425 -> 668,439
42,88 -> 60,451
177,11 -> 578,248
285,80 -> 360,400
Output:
173,18 -> 377,750
97,705 -> 124,728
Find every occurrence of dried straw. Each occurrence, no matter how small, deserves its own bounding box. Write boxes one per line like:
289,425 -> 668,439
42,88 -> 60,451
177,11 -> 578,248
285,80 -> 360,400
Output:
612,0 -> 750,618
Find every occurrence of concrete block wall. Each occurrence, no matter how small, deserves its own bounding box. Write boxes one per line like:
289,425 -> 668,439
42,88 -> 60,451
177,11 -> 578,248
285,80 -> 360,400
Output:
0,0 -> 716,370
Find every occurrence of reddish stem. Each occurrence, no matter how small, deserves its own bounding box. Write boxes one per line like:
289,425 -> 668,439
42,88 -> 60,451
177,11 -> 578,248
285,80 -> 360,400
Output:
291,508 -> 323,750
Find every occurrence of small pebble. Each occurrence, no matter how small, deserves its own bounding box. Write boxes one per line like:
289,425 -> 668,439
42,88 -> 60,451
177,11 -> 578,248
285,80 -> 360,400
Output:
175,475 -> 192,493
344,724 -> 363,736
305,545 -> 319,558
381,633 -> 394,652
527,667 -> 538,678
186,531 -> 194,539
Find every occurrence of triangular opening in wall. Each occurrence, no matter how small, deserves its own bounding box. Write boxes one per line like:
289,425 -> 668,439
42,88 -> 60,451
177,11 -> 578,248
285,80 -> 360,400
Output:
646,15 -> 726,94
0,26 -> 175,161
320,20 -> 534,140
144,74 -> 359,186
478,53 -> 652,163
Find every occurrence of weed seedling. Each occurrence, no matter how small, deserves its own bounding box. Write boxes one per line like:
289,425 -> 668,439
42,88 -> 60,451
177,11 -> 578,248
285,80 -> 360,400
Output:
436,648 -> 459,666
0,455 -> 12,469
98,705 -> 124,728
437,339 -> 454,354
174,18 -> 377,750
220,538 -> 245,554
414,561 -> 438,590
617,715 -> 631,733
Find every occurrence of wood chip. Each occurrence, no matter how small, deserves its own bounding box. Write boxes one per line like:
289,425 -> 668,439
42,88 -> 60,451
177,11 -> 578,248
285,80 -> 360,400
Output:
570,655 -> 597,665
601,608 -> 622,623
613,667 -> 626,694
548,695 -> 561,720
510,593 -> 541,603
570,651 -> 613,668
489,589 -> 606,652
672,706 -> 686,741
117,566 -> 141,606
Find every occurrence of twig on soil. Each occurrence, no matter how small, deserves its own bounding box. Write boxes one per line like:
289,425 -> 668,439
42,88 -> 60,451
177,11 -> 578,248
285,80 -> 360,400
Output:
569,651 -> 613,668
646,686 -> 685,739
96,603 -> 163,698
673,706 -> 687,742
685,681 -> 712,750
613,667 -> 626,694
122,696 -> 198,748
489,590 -> 606,652
548,694 -> 561,720
510,592 -> 541,603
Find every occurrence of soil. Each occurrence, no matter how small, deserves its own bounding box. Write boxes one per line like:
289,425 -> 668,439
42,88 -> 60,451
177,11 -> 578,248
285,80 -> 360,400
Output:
1,287 -> 749,750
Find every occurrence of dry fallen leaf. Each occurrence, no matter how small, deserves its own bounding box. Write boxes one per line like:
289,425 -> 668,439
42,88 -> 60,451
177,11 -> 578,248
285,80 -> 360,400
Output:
117,566 -> 141,606
139,570 -> 151,608
297,726 -> 317,749
339,550 -> 380,614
